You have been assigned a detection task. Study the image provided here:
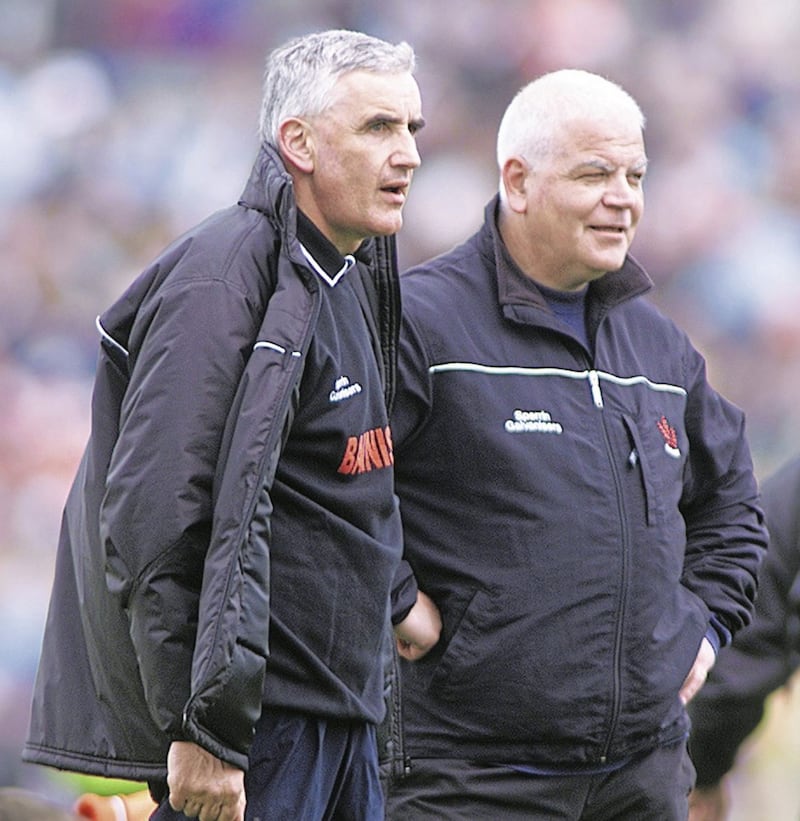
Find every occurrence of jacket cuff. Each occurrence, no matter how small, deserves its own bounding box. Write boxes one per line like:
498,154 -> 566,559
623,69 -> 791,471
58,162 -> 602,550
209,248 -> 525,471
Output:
706,614 -> 732,655
181,714 -> 250,773
391,560 -> 419,625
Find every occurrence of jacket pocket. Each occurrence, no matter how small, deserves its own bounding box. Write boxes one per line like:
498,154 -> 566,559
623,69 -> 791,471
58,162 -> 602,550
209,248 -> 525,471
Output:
622,413 -> 686,526
648,583 -> 709,702
430,587 -> 493,696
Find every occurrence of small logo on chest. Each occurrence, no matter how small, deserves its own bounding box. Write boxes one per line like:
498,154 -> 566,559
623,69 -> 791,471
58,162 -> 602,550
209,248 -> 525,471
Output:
657,415 -> 681,458
329,375 -> 363,403
504,409 -> 564,434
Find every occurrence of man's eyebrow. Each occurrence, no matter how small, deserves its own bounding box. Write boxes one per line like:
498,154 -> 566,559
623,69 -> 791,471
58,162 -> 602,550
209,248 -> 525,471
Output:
574,157 -> 649,172
365,113 -> 426,131
570,159 -> 613,174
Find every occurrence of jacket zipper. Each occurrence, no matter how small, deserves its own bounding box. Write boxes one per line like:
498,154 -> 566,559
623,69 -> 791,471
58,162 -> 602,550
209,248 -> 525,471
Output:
588,369 -> 603,408
587,368 -> 630,765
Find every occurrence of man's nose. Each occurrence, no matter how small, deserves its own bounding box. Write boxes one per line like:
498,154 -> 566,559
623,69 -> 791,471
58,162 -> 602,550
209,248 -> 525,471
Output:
603,172 -> 640,207
392,131 -> 421,169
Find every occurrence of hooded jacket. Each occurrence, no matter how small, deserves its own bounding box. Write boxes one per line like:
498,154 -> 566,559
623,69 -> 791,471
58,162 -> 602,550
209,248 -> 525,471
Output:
23,144 -> 401,780
389,197 -> 767,769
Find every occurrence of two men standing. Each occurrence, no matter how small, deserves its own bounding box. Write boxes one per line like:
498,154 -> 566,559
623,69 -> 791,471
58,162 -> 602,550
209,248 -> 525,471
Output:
24,32 -> 765,821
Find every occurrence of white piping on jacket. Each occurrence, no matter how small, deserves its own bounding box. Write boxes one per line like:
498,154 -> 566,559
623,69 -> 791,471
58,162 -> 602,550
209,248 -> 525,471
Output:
95,316 -> 129,357
429,361 -> 687,410
253,340 -> 302,357
299,243 -> 355,287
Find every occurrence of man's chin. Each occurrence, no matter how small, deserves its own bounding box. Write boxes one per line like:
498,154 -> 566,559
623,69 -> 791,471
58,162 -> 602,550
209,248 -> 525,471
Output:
370,218 -> 404,238
595,252 -> 629,274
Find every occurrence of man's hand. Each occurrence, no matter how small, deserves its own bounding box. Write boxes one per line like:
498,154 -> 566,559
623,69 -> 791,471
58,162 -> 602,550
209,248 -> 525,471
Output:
394,590 -> 442,660
680,636 -> 716,705
688,782 -> 730,821
167,741 -> 245,821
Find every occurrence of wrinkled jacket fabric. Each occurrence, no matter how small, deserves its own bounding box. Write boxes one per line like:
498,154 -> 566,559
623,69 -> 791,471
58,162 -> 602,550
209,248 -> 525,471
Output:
23,144 -> 400,780
389,198 -> 767,768
689,455 -> 800,786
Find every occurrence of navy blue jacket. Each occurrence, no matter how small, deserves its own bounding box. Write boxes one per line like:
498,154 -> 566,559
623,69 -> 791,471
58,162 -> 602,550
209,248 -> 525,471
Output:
24,144 -> 402,780
390,197 -> 767,768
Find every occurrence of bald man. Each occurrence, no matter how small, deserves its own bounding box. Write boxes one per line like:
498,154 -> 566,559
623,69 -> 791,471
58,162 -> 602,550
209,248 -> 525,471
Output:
385,69 -> 767,821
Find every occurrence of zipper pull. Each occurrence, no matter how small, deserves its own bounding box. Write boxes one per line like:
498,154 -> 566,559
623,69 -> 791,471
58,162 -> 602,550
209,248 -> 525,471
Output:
589,370 -> 603,408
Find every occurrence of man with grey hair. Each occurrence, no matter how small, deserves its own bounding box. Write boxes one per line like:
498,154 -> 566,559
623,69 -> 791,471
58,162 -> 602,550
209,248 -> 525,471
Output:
24,29 -> 424,821
385,68 -> 766,819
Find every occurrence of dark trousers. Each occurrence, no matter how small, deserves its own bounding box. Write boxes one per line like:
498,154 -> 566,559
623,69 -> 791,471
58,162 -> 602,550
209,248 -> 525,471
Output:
152,710 -> 383,821
385,739 -> 695,820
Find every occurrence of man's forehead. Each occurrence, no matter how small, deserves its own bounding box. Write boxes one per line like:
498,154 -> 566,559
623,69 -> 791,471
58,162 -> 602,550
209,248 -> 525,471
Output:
332,68 -> 416,93
328,71 -> 421,116
560,124 -> 645,163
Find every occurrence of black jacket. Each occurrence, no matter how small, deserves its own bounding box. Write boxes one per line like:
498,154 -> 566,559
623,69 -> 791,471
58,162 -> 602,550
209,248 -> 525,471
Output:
689,455 -> 800,787
390,198 -> 767,768
23,144 -> 401,780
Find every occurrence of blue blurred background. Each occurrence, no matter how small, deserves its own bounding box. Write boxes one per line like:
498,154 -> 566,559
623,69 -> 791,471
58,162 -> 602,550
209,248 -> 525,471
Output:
2,0 -> 800,814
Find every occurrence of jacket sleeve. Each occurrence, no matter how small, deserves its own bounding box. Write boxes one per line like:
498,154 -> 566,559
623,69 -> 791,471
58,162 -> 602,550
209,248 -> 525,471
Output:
678,346 -> 768,643
390,302 -> 433,623
688,456 -> 800,787
391,296 -> 438,446
181,257 -> 317,769
391,560 -> 420,625
100,275 -> 260,750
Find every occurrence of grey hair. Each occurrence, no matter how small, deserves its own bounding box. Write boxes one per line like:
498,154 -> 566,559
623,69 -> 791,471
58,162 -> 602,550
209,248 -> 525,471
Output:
496,68 -> 645,173
258,29 -> 416,147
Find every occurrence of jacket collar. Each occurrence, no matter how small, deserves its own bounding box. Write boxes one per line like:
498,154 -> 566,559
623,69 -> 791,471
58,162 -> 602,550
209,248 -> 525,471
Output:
296,209 -> 359,287
238,142 -> 382,272
237,142 -> 399,412
239,142 -> 294,222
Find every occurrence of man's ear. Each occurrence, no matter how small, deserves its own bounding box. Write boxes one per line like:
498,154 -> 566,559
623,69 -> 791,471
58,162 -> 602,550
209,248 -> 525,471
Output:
501,157 -> 529,213
278,118 -> 314,174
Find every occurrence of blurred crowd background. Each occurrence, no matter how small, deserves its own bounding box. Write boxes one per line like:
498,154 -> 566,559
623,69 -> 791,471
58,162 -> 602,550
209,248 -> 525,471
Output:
2,0 -> 800,815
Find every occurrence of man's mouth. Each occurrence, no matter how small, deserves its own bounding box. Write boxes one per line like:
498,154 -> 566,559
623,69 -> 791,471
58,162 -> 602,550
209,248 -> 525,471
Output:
381,181 -> 409,197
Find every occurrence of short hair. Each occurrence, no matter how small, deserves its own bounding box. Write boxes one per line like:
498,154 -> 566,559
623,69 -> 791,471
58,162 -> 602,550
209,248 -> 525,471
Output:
496,68 -> 645,171
258,29 -> 416,147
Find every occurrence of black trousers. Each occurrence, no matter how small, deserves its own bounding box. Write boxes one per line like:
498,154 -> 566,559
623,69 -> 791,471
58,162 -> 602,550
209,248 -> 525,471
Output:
152,710 -> 383,821
385,739 -> 695,820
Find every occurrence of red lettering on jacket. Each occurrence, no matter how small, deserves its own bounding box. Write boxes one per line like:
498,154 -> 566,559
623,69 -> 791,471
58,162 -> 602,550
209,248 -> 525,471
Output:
337,425 -> 395,475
